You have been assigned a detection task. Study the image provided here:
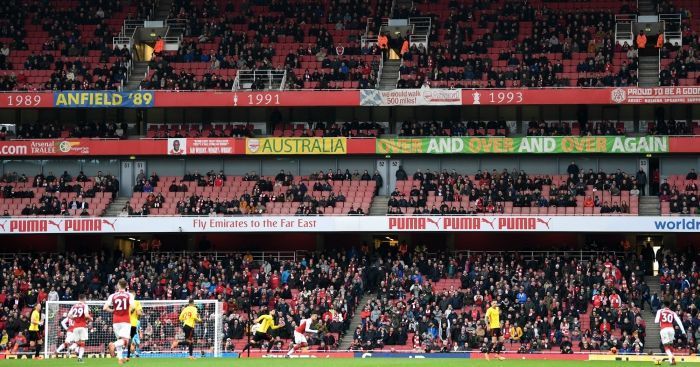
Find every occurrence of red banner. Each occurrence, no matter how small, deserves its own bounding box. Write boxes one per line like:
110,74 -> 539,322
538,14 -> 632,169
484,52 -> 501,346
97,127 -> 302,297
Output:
462,87 -> 700,105
347,138 -> 375,154
0,138 -> 373,156
669,136 -> 700,152
0,92 -> 54,108
154,90 -> 359,107
1,88 -> 700,108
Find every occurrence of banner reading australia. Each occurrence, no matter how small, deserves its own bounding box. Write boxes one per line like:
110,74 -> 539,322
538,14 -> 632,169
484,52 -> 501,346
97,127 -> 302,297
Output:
376,136 -> 669,154
360,89 -> 462,106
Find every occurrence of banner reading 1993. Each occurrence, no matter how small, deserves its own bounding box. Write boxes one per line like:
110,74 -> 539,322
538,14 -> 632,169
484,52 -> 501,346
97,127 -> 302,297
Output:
53,91 -> 155,108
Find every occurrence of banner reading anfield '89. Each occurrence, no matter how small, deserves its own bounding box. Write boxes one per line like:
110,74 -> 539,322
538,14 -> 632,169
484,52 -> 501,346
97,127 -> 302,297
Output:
376,136 -> 669,154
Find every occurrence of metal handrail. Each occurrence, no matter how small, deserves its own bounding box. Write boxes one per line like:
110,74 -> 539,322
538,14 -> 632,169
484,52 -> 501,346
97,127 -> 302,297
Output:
614,14 -> 638,23
232,69 -> 287,91
657,48 -> 661,87
453,250 -> 626,262
361,35 -> 378,47
151,250 -> 307,263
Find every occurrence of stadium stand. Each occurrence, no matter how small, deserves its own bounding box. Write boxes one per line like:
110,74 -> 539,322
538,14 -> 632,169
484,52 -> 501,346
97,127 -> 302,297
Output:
658,169 -> 699,215
1,248 -> 669,355
388,168 -> 640,215
126,172 -> 376,216
8,121 -> 129,139
396,0 -> 638,88
0,171 -> 116,216
0,250 -> 365,353
0,0 -> 135,90
350,251 -> 650,353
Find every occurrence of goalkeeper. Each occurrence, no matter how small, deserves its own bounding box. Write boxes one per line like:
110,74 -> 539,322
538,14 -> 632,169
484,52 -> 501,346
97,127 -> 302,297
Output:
126,290 -> 142,360
128,320 -> 142,358
241,309 -> 283,355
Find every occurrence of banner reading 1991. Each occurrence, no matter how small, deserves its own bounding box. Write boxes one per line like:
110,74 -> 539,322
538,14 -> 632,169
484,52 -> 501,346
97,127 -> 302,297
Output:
53,91 -> 155,108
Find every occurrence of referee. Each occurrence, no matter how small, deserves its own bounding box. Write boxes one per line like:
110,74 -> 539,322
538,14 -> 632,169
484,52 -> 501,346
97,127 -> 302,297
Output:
28,303 -> 43,359
241,309 -> 283,355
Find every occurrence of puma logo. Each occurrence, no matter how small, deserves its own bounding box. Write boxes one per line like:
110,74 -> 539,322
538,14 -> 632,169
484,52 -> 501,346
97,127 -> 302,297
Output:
425,218 -> 441,229
536,218 -> 552,229
47,220 -> 62,231
101,219 -> 117,231
480,218 -> 495,229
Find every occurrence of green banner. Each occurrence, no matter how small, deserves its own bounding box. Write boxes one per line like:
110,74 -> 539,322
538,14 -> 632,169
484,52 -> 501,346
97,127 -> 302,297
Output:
376,136 -> 669,154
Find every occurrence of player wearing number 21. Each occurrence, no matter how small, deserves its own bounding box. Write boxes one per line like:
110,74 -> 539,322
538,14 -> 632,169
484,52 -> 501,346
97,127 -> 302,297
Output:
171,298 -> 202,360
103,279 -> 134,365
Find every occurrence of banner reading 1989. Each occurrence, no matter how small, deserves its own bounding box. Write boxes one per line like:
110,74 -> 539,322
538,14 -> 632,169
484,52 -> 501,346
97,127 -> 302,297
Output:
53,91 -> 155,108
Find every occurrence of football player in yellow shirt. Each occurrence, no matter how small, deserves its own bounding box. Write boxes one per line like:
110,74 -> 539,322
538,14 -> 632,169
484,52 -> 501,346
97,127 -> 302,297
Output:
171,298 -> 201,359
485,300 -> 503,357
241,309 -> 283,355
28,303 -> 43,359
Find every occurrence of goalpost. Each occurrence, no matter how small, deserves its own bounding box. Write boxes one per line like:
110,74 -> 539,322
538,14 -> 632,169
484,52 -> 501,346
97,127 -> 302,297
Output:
44,300 -> 223,359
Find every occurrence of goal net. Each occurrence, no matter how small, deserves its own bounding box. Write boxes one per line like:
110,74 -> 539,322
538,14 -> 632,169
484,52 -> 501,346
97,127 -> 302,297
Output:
44,300 -> 223,358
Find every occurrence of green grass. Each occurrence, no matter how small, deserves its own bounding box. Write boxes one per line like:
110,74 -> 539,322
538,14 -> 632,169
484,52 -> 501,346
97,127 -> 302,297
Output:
0,359 -> 658,367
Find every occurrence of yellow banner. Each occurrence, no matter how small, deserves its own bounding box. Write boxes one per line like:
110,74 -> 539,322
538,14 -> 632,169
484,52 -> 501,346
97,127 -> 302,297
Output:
245,137 -> 347,155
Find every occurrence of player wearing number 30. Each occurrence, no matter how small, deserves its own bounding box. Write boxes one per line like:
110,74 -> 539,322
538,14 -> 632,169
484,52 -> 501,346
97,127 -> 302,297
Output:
103,279 -> 134,365
655,301 -> 686,365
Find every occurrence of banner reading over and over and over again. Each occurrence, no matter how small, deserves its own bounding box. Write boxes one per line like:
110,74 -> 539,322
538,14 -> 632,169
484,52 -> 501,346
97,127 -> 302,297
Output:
2,215 -> 700,234
376,136 -> 669,154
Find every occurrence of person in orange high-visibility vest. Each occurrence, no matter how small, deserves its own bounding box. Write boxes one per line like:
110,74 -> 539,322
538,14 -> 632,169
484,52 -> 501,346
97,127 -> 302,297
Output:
400,37 -> 410,56
636,31 -> 647,49
377,33 -> 389,59
154,36 -> 165,55
656,32 -> 664,48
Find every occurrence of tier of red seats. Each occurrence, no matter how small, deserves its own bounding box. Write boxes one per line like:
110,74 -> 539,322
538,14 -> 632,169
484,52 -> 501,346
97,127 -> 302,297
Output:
128,176 -> 374,215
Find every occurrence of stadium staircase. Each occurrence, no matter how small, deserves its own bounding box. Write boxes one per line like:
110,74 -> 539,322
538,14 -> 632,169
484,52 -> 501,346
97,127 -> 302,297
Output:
155,0 -> 173,20
642,277 -> 662,352
126,62 -> 149,90
638,0 -> 656,16
639,55 -> 660,87
392,0 -> 413,16
338,292 -> 376,349
639,196 -> 661,215
369,196 -> 390,215
103,197 -> 131,217
378,60 -> 401,90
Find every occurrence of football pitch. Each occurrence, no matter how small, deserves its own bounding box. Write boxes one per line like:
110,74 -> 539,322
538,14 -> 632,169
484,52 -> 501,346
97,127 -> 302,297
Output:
0,359 -> 664,367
